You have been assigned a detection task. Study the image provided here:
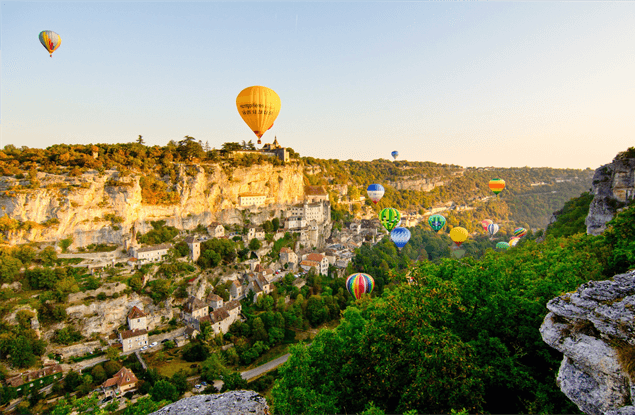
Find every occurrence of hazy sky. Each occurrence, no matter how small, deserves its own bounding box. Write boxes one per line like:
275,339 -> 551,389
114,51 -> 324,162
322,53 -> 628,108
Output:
1,1 -> 634,169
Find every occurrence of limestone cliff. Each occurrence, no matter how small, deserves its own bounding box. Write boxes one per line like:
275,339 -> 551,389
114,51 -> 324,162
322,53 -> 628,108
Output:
540,270 -> 635,415
586,156 -> 635,236
0,163 -> 305,247
149,390 -> 269,415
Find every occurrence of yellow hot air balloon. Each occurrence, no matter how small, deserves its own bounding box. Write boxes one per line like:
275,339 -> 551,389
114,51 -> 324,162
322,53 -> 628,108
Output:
236,86 -> 281,145
449,227 -> 469,247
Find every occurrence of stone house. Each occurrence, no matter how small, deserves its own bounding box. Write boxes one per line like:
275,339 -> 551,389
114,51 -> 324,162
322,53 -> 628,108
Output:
120,329 -> 148,353
350,222 -> 362,234
239,193 -> 266,207
6,363 -> 63,394
279,247 -> 298,266
230,279 -> 244,300
208,222 -> 225,238
247,226 -> 266,241
127,306 -> 147,331
284,216 -> 307,230
184,236 -> 201,262
301,253 -> 329,276
181,296 -> 209,330
131,243 -> 172,264
304,185 -> 329,203
207,293 -> 224,310
101,367 -> 138,398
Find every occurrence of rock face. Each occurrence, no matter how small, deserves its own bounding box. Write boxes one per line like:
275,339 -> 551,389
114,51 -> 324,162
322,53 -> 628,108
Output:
586,157 -> 635,236
0,163 -> 305,247
540,270 -> 635,415
149,390 -> 270,415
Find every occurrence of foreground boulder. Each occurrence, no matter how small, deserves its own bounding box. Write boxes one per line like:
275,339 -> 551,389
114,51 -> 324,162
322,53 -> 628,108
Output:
149,390 -> 270,415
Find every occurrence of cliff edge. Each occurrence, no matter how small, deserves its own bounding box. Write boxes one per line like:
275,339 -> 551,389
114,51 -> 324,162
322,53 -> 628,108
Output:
149,390 -> 270,415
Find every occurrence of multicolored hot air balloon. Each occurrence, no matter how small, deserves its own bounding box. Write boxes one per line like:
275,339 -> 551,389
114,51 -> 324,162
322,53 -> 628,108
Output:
487,223 -> 499,237
496,242 -> 510,250
450,227 -> 469,247
39,30 -> 61,57
236,86 -> 281,145
489,178 -> 506,196
481,219 -> 493,231
514,227 -> 527,238
346,273 -> 374,300
391,227 -> 411,249
391,151 -> 399,160
366,184 -> 385,204
428,214 -> 446,232
379,208 -> 401,232
509,237 -> 520,247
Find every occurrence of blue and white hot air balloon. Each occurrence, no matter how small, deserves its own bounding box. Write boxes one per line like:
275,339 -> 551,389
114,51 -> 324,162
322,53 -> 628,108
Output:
391,227 -> 411,249
391,151 -> 399,160
487,223 -> 499,237
366,184 -> 385,204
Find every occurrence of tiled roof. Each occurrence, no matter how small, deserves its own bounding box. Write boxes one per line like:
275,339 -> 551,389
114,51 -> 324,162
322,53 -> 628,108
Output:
280,247 -> 293,254
183,236 -> 198,244
207,294 -> 223,302
225,300 -> 241,311
102,367 -> 138,389
301,260 -> 320,267
306,253 -> 325,262
128,306 -> 146,319
120,329 -> 147,340
183,296 -> 208,313
210,309 -> 230,323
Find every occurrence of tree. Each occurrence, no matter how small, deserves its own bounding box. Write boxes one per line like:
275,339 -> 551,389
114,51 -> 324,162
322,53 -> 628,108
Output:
249,238 -> 262,251
106,347 -> 121,362
59,237 -> 73,253
63,371 -> 82,393
0,255 -> 22,283
104,360 -> 122,377
136,135 -> 145,145
91,364 -> 107,384
220,371 -> 247,392
177,136 -> 205,161
38,246 -> 58,266
150,380 -> 179,402
171,370 -> 189,395
182,342 -> 209,362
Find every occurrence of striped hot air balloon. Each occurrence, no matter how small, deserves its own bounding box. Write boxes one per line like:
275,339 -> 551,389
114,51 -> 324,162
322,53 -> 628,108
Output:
481,219 -> 493,231
450,227 -> 469,247
391,227 -> 411,249
346,273 -> 375,300
366,184 -> 385,204
428,214 -> 446,232
496,242 -> 510,250
39,30 -> 61,57
379,208 -> 401,232
489,178 -> 506,196
487,223 -> 499,237
514,227 -> 527,238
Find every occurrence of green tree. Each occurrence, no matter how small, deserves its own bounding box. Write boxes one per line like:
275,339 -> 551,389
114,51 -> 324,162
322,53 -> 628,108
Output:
150,380 -> 179,402
170,370 -> 189,395
249,238 -> 262,251
91,364 -> 107,384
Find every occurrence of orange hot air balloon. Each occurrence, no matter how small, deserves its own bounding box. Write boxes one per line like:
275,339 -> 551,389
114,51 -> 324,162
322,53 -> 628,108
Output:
236,86 -> 281,145
489,178 -> 506,196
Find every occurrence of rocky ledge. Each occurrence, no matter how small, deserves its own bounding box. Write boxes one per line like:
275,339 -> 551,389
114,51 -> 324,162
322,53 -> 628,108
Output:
540,270 -> 635,415
149,390 -> 270,415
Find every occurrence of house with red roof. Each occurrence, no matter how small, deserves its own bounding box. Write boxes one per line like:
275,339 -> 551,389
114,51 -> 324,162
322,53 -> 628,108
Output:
101,367 -> 138,398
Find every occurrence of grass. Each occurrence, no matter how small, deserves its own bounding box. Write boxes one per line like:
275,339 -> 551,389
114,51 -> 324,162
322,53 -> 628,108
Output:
144,349 -> 198,378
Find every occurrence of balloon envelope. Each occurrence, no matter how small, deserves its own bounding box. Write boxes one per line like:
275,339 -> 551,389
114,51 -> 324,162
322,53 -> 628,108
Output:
496,242 -> 510,250
236,86 -> 281,145
391,151 -> 399,160
346,273 -> 374,300
366,184 -> 385,204
509,237 -> 520,247
489,178 -> 506,195
487,223 -> 499,237
379,208 -> 401,232
451,249 -> 466,259
514,227 -> 527,238
481,219 -> 493,231
428,214 -> 446,232
391,227 -> 411,249
39,30 -> 61,57
449,227 -> 469,247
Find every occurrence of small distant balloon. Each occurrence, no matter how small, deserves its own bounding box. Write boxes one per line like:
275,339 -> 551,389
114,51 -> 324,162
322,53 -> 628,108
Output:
391,151 -> 399,160
481,219 -> 493,231
391,227 -> 411,249
379,208 -> 401,232
514,227 -> 527,238
346,273 -> 375,300
39,30 -> 61,57
449,227 -> 469,247
489,178 -> 506,196
366,184 -> 385,204
487,223 -> 499,237
428,214 -> 446,232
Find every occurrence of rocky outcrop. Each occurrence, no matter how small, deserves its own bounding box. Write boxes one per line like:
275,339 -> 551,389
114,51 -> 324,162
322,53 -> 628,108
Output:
586,157 -> 635,236
540,270 -> 635,415
0,163 -> 305,247
149,390 -> 269,415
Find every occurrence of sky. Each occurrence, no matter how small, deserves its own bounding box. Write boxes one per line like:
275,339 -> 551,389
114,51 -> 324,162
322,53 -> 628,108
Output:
1,1 -> 634,170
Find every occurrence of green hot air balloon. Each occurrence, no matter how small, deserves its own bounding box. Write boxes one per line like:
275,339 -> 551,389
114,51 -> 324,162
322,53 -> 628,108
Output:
379,208 -> 401,232
428,214 -> 446,232
496,242 -> 510,250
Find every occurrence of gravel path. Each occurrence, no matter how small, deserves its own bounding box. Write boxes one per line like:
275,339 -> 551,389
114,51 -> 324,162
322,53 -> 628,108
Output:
240,353 -> 291,380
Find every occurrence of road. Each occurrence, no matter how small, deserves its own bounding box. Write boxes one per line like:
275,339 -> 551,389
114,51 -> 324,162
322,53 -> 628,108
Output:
241,353 -> 291,380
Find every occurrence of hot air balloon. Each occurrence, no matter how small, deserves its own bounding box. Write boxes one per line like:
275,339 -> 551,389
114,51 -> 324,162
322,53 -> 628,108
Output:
346,273 -> 374,300
428,214 -> 446,232
391,227 -> 411,249
236,86 -> 281,145
39,30 -> 61,57
481,219 -> 493,231
449,227 -> 469,247
451,248 -> 466,259
366,184 -> 385,204
379,208 -> 401,232
489,178 -> 506,196
391,151 -> 399,160
496,242 -> 510,250
509,237 -> 520,247
513,227 -> 527,238
487,223 -> 499,237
